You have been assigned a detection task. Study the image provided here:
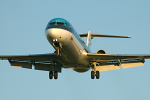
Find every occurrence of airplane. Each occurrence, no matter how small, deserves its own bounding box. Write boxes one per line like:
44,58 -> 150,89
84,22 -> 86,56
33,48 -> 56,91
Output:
0,18 -> 150,80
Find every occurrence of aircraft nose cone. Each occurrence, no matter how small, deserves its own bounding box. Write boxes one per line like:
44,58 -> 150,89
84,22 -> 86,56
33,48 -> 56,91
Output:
46,28 -> 61,39
45,28 -> 64,43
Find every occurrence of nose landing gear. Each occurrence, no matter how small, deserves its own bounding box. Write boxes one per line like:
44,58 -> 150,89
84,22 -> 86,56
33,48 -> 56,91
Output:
53,42 -> 62,56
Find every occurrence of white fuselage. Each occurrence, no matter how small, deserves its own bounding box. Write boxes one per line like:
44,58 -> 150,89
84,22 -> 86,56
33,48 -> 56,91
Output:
45,28 -> 90,70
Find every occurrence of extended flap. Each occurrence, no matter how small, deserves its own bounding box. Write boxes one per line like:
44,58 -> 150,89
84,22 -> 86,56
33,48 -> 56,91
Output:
33,63 -> 61,72
95,65 -> 120,72
122,62 -> 144,69
9,60 -> 32,69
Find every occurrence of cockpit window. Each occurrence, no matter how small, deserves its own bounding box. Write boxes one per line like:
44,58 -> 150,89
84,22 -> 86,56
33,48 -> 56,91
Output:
46,18 -> 73,32
49,22 -> 65,26
50,22 -> 55,25
57,22 -> 64,25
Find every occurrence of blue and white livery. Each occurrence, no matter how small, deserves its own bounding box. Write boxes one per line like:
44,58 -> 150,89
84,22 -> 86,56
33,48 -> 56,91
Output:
1,18 -> 150,79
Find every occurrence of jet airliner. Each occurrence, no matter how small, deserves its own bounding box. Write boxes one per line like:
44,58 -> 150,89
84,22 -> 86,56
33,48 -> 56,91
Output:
1,18 -> 150,79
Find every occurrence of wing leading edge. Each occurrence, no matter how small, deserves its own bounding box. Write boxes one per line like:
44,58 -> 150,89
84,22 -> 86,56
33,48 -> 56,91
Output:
87,53 -> 150,61
0,53 -> 58,61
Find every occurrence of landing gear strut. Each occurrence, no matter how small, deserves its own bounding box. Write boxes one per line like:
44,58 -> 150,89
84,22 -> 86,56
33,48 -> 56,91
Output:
57,48 -> 60,56
49,71 -> 58,79
53,42 -> 61,56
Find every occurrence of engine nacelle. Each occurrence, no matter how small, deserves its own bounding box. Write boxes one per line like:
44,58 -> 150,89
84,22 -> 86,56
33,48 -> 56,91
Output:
96,49 -> 107,54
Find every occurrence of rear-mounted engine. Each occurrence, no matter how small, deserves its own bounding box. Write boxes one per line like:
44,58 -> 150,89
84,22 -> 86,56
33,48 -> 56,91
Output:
96,49 -> 107,54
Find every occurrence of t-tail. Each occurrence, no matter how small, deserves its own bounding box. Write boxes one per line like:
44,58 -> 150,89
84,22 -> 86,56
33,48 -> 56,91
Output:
81,30 -> 131,48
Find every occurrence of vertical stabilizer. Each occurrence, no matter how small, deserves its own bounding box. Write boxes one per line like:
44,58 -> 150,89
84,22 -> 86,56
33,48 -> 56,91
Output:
86,30 -> 92,48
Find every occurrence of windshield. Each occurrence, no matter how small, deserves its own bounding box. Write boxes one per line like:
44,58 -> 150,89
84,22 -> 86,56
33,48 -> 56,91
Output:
50,22 -> 55,25
57,22 -> 64,25
46,18 -> 73,32
49,22 -> 65,26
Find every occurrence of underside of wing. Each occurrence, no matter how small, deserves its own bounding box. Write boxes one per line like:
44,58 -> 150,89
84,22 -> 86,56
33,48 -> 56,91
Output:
0,53 -> 62,72
88,53 -> 150,72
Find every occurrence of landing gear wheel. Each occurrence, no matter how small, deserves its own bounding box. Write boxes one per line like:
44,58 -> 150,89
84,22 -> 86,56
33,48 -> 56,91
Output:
91,71 -> 95,79
49,71 -> 53,79
54,71 -> 58,79
96,71 -> 100,79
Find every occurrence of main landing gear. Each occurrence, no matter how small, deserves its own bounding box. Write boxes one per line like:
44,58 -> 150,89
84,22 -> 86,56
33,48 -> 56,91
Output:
49,71 -> 58,79
91,62 -> 100,79
91,71 -> 100,79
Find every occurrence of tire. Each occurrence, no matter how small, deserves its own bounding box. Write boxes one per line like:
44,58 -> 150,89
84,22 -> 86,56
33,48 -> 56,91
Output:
91,71 -> 95,79
54,71 -> 58,79
49,71 -> 53,79
96,71 -> 100,79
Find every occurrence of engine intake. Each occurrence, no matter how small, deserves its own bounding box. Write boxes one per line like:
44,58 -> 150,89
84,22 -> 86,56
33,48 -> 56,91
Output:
96,49 -> 107,54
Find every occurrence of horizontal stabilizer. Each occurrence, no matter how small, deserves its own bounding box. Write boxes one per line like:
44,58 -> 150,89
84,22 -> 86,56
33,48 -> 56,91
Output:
80,34 -> 131,38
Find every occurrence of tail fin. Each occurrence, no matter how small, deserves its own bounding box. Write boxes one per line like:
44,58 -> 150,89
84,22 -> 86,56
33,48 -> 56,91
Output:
86,30 -> 92,48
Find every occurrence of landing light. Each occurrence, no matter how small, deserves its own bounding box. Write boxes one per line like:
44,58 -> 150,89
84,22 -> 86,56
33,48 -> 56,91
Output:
53,39 -> 58,42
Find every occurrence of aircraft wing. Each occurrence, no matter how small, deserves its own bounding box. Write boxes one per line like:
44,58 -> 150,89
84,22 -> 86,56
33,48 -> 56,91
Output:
0,53 -> 58,61
0,53 -> 62,72
87,53 -> 150,61
87,53 -> 150,72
